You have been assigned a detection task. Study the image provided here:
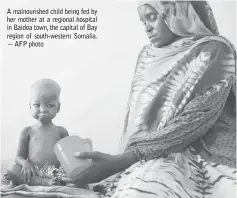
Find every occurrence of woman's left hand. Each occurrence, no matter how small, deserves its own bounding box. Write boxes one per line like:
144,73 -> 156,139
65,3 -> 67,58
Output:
64,151 -> 122,187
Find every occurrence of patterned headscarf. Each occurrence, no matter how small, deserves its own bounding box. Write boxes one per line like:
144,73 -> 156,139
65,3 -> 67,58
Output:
137,0 -> 219,36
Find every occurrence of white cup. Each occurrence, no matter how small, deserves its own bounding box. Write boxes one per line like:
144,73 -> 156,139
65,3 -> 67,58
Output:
54,136 -> 92,179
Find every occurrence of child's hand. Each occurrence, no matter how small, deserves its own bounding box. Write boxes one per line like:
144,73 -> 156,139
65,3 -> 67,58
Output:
48,177 -> 60,186
21,161 -> 36,183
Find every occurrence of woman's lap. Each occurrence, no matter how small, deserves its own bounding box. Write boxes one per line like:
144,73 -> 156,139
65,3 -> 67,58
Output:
104,147 -> 236,198
1,148 -> 235,198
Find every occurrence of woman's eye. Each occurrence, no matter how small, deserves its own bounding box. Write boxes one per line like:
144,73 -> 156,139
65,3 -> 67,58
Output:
33,104 -> 39,108
149,14 -> 157,21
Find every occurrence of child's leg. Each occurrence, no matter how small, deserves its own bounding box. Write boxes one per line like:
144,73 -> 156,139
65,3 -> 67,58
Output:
7,164 -> 50,186
7,164 -> 24,185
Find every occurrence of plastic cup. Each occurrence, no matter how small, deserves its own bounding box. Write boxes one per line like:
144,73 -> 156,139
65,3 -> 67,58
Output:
54,135 -> 92,179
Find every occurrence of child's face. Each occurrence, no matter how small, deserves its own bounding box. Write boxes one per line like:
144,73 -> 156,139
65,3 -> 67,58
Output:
30,90 -> 60,123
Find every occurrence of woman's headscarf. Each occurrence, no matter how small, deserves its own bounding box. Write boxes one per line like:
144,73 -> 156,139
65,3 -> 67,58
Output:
137,0 -> 219,36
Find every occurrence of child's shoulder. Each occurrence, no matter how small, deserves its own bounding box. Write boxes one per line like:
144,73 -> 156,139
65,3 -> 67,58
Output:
53,125 -> 69,138
53,125 -> 67,131
19,126 -> 33,137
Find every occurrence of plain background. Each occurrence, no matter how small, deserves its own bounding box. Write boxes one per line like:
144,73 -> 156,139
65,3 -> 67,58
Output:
1,0 -> 236,162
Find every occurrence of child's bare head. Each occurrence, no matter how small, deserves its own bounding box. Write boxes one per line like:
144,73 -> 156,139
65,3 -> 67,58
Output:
30,78 -> 61,102
30,79 -> 61,122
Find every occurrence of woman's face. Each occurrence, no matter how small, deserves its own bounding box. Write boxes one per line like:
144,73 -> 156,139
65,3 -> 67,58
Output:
138,4 -> 177,48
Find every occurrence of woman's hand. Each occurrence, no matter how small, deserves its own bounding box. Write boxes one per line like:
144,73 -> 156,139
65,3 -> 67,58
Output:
64,150 -> 139,188
21,161 -> 36,183
72,152 -> 120,187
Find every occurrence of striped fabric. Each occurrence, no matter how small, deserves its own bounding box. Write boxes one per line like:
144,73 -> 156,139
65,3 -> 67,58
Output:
104,147 -> 236,198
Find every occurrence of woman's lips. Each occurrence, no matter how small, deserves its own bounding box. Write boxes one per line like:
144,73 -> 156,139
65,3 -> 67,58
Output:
148,35 -> 155,39
149,35 -> 158,42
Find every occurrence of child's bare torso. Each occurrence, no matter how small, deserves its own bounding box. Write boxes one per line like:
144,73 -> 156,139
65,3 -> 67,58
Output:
28,125 -> 63,168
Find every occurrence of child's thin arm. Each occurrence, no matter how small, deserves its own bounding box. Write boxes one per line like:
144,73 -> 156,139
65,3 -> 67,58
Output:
15,127 -> 30,166
13,127 -> 36,183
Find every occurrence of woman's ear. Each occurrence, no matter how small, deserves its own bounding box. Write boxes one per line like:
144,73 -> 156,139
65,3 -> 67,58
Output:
29,103 -> 31,109
57,102 -> 61,113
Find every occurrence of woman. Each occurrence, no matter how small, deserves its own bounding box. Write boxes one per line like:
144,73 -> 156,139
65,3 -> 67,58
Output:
2,1 -> 235,198
71,1 -> 236,198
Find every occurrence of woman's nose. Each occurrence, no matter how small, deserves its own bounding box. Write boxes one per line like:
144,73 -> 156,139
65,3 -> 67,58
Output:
145,23 -> 153,32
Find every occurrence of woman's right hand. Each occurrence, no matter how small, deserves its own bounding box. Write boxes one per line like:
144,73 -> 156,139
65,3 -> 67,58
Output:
21,161 -> 36,183
62,150 -> 138,187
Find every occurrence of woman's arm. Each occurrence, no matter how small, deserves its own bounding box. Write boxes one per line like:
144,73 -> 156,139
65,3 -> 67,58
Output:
65,150 -> 139,187
128,78 -> 234,160
115,150 -> 139,171
127,41 -> 236,161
